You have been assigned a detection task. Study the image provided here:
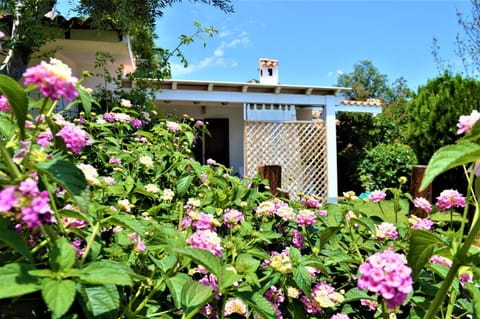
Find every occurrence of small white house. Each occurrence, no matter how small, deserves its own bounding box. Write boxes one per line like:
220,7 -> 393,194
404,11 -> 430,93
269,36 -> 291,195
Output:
35,23 -> 381,202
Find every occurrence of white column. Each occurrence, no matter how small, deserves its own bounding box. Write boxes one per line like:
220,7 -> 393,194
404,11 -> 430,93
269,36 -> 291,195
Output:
325,96 -> 340,203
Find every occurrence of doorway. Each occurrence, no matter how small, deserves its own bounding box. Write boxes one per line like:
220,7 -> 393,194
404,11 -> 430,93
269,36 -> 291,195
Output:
193,118 -> 230,167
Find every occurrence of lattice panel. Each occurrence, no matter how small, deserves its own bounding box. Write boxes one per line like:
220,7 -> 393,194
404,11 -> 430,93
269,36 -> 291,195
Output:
244,120 -> 328,202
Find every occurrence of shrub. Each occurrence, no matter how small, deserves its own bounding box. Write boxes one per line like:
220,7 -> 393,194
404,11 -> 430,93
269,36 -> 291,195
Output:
358,143 -> 418,191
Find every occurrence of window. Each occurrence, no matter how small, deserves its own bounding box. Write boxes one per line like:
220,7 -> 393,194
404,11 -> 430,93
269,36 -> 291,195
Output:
268,68 -> 273,76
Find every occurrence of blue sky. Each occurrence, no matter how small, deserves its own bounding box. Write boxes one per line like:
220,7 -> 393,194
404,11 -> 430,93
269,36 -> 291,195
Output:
155,0 -> 472,90
57,0 -> 473,91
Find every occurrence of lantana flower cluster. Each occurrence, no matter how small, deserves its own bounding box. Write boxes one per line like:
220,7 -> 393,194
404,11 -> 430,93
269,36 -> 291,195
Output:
0,177 -> 55,229
23,58 -> 78,102
358,248 -> 413,309
301,281 -> 344,314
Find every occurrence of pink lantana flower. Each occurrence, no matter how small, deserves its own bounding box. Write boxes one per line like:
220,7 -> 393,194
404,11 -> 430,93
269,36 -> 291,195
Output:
56,123 -> 92,154
0,95 -> 11,112
358,248 -> 412,309
375,222 -> 398,240
457,110 -> 480,135
413,197 -> 432,213
436,189 -> 466,212
369,190 -> 386,203
186,229 -> 223,257
23,58 -> 78,101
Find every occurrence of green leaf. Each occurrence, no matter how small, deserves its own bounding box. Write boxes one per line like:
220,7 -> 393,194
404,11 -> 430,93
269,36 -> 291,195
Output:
466,283 -> 480,318
235,253 -> 260,274
0,263 -> 41,298
181,280 -> 213,314
50,237 -> 76,272
149,253 -> 178,273
41,278 -> 76,318
319,226 -> 341,250
174,248 -> 221,276
421,142 -> 480,190
0,118 -> 15,138
0,219 -> 33,262
77,284 -> 120,319
35,159 -> 90,213
0,74 -> 29,139
218,265 -> 243,292
408,229 -> 444,279
109,213 -> 144,235
78,261 -> 132,286
293,265 -> 312,297
343,287 -> 373,302
234,290 -> 276,319
166,273 -> 192,309
77,85 -> 92,116
176,175 -> 194,195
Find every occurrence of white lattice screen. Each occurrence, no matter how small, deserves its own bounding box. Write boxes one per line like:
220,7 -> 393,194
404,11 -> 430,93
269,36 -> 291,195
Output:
244,120 -> 328,202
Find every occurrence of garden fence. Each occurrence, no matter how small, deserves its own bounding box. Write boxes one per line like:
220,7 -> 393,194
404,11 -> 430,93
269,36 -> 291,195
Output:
244,120 -> 328,202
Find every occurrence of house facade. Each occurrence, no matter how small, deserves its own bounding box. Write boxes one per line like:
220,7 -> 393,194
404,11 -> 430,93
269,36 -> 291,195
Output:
147,59 -> 382,202
34,22 -> 381,202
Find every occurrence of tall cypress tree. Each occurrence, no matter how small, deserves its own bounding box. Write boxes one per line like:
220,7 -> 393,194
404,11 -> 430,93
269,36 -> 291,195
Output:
406,71 -> 480,194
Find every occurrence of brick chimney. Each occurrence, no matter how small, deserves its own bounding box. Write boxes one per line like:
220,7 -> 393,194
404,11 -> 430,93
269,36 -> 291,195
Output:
258,58 -> 279,84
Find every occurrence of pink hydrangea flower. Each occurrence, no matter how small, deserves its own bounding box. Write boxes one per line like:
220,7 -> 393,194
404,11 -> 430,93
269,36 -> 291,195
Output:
413,197 -> 432,213
358,248 -> 412,309
375,222 -> 398,240
331,314 -> 349,319
186,229 -> 223,257
223,208 -> 244,228
206,158 -> 217,165
436,189 -> 466,211
0,95 -> 11,112
369,190 -> 387,203
457,110 -> 480,135
23,58 -> 78,101
56,123 -> 92,154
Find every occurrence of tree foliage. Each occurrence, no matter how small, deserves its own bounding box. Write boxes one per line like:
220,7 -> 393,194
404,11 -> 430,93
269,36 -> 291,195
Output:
335,60 -> 413,194
405,71 -> 480,194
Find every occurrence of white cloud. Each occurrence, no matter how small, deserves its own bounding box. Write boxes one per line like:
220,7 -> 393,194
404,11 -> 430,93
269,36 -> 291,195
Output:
214,48 -> 224,57
171,29 -> 250,78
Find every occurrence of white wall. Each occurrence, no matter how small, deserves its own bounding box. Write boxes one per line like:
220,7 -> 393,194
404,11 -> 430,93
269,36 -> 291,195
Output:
156,104 -> 244,175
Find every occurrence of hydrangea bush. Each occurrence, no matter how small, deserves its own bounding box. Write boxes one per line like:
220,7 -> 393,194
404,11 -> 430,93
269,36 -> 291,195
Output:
0,59 -> 479,319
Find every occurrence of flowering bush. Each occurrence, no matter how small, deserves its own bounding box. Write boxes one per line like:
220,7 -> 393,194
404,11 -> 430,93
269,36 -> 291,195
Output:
1,60 -> 479,319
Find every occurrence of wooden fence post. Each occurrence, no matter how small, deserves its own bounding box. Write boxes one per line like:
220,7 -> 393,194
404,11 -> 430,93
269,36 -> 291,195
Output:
410,165 -> 432,217
258,165 -> 282,196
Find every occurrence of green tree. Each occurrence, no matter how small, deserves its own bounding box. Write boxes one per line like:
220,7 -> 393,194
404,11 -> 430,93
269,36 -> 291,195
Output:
405,71 -> 480,194
0,0 -> 233,80
335,60 -> 413,194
